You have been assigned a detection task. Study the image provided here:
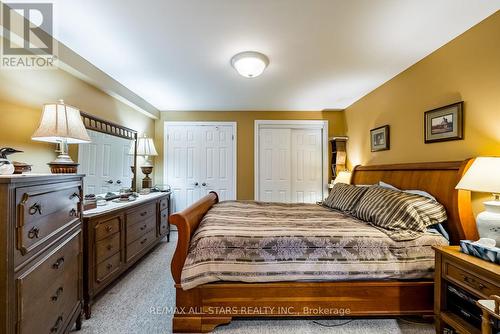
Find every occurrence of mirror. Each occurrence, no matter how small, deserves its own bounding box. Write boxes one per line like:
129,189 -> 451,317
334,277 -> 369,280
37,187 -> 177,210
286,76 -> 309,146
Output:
76,112 -> 137,196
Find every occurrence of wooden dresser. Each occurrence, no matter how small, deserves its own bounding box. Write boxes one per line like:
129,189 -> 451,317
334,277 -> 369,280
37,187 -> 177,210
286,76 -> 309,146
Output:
82,192 -> 170,318
434,246 -> 500,334
0,174 -> 84,334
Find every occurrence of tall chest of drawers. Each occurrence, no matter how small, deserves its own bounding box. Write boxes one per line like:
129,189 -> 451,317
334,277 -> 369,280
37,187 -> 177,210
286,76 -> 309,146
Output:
0,174 -> 84,334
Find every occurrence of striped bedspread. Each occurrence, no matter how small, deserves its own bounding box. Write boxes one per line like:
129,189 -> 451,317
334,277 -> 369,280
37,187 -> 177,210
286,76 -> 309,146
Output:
180,201 -> 448,290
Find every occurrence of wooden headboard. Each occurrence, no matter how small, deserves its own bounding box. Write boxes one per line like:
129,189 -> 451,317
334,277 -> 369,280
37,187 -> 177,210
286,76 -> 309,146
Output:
351,160 -> 478,244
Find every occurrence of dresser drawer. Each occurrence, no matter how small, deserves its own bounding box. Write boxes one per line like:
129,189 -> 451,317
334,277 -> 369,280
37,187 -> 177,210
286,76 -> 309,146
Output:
127,217 -> 156,244
95,232 -> 120,264
95,216 -> 121,241
15,182 -> 81,258
159,208 -> 169,236
16,230 -> 81,334
126,203 -> 155,226
159,196 -> 169,211
126,229 -> 156,262
96,252 -> 121,284
444,260 -> 500,297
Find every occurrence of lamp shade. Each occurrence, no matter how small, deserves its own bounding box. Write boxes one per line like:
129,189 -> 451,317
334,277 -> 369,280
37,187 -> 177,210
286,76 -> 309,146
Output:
456,157 -> 500,193
128,141 -> 136,155
136,135 -> 158,156
32,100 -> 91,144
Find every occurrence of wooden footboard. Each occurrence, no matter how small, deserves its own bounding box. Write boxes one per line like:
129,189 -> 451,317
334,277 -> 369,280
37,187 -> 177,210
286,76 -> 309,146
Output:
169,192 -> 231,333
170,191 -> 219,284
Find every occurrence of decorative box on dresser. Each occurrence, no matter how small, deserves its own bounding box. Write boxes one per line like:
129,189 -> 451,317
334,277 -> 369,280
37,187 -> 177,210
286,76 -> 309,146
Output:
82,191 -> 170,318
0,174 -> 84,334
434,246 -> 500,334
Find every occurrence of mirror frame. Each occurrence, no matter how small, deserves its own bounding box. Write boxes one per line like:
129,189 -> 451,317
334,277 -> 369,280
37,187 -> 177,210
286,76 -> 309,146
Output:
80,111 -> 138,191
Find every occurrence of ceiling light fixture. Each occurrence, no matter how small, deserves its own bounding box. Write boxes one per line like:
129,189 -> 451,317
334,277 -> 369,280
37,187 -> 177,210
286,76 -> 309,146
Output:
231,51 -> 269,78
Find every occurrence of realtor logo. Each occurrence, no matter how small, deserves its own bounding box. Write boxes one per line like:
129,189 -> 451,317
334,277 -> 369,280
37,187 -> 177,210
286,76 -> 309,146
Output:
1,2 -> 57,68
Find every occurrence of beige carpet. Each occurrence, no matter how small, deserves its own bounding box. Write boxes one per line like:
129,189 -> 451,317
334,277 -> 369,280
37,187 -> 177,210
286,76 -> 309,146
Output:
76,232 -> 435,334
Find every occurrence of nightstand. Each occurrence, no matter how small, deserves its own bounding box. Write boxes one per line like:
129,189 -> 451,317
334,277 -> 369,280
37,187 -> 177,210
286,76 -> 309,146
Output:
434,246 -> 500,334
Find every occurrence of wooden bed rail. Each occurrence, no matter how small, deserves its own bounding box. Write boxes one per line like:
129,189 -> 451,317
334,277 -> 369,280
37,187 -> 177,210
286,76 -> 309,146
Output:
170,191 -> 219,284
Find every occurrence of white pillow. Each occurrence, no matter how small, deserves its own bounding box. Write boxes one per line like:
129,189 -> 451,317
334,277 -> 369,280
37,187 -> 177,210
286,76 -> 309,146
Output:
378,181 -> 437,201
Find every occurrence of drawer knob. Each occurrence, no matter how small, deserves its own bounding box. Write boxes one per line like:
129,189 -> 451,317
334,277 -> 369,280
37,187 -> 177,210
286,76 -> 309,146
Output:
140,211 -> 147,217
107,244 -> 113,251
28,226 -> 40,239
28,202 -> 42,215
51,287 -> 64,302
106,263 -> 113,270
140,224 -> 147,231
70,192 -> 81,201
140,238 -> 148,245
50,315 -> 63,333
105,225 -> 113,232
462,275 -> 485,290
69,208 -> 78,217
52,257 -> 65,270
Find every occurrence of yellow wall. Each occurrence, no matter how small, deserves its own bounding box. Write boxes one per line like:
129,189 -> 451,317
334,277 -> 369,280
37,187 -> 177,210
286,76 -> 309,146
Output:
155,110 -> 346,200
0,68 -> 155,176
345,11 -> 500,214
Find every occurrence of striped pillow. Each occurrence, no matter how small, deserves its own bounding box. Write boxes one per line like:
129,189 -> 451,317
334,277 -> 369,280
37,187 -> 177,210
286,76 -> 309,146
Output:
323,183 -> 368,212
352,186 -> 447,241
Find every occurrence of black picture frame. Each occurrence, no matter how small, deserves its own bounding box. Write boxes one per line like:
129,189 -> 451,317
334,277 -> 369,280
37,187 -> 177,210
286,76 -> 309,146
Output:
370,125 -> 390,152
424,102 -> 463,144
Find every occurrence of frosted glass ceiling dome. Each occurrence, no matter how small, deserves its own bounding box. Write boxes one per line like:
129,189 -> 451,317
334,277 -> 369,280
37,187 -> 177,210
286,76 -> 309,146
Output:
231,51 -> 269,78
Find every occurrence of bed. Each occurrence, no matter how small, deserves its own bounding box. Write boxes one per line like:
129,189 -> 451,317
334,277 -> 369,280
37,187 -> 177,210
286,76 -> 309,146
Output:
169,160 -> 479,333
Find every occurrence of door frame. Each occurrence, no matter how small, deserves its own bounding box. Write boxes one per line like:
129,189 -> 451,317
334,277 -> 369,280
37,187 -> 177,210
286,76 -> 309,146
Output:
254,120 -> 329,201
164,121 -> 238,201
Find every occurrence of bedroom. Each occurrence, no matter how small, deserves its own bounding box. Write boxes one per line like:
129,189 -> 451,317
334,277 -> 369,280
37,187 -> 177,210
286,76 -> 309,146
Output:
0,1 -> 499,333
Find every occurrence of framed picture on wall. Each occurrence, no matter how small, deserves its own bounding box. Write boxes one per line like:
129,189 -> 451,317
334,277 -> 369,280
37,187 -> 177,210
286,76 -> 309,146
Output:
370,125 -> 390,152
424,102 -> 463,143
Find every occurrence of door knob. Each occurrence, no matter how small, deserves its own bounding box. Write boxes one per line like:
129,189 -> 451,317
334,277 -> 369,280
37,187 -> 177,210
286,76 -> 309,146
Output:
202,182 -> 207,187
194,182 -> 199,186
116,180 -> 122,184
106,180 -> 113,184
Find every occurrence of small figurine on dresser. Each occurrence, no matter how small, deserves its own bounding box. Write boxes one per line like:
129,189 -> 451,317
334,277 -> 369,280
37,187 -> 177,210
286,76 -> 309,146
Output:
0,147 -> 22,175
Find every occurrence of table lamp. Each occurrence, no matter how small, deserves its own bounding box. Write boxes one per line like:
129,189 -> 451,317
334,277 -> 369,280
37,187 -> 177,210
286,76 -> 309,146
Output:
456,157 -> 500,245
32,100 -> 91,173
136,134 -> 158,188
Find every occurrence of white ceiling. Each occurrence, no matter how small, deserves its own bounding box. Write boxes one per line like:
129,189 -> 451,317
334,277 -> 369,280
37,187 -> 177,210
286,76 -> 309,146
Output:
23,1 -> 500,110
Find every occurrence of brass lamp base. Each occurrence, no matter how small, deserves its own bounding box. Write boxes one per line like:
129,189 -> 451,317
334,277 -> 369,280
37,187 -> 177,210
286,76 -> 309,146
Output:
141,165 -> 153,189
49,142 -> 78,174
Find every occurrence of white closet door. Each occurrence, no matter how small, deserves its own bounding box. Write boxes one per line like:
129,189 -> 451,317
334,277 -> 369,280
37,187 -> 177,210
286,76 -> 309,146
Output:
166,125 -> 201,213
199,126 -> 235,201
259,128 -> 291,202
291,129 -> 323,203
165,123 -> 236,212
